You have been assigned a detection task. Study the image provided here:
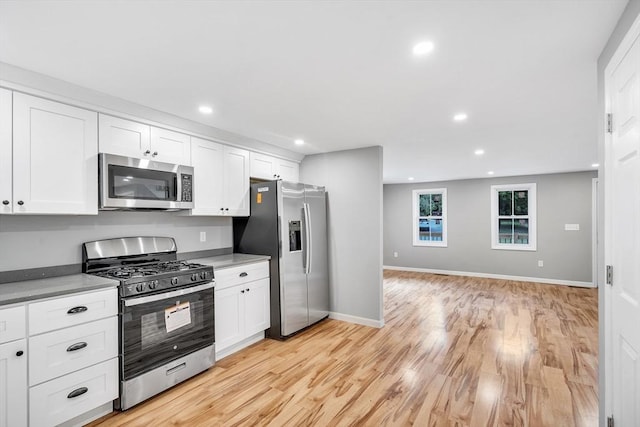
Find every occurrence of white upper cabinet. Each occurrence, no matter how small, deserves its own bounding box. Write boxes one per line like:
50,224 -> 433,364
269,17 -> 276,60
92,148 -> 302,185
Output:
187,137 -> 249,216
224,146 -> 250,216
98,114 -> 150,158
249,152 -> 299,182
11,93 -> 98,215
99,114 -> 191,165
0,88 -> 12,214
189,137 -> 224,215
149,127 -> 191,165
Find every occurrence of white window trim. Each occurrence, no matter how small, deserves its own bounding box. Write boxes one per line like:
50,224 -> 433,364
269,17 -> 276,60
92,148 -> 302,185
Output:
412,188 -> 448,247
490,183 -> 537,251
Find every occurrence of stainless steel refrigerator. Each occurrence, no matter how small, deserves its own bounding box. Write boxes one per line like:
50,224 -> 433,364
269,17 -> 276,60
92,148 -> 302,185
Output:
233,180 -> 329,339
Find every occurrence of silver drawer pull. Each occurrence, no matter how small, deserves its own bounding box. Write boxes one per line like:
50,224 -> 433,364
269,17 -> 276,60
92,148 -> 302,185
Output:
66,342 -> 88,352
67,387 -> 88,399
239,272 -> 248,277
166,362 -> 186,375
67,306 -> 88,315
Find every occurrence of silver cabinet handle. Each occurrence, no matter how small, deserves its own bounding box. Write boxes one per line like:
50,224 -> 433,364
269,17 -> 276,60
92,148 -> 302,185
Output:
2,200 -> 8,205
239,272 -> 248,277
144,150 -> 151,155
152,151 -> 158,156
17,200 -> 24,206
67,306 -> 88,314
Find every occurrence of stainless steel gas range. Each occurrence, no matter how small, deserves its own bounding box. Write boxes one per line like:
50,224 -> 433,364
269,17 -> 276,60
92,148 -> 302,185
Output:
82,237 -> 215,410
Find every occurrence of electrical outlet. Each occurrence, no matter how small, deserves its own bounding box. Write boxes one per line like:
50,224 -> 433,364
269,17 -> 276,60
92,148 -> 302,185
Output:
393,252 -> 398,258
538,260 -> 544,267
200,231 -> 206,242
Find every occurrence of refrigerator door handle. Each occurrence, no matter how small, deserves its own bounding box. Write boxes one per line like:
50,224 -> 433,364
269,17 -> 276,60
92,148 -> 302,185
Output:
303,202 -> 312,274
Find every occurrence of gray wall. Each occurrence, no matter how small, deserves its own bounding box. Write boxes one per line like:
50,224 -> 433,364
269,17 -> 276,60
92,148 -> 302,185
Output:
384,171 -> 596,283
300,146 -> 384,324
0,212 -> 232,271
597,2 -> 640,425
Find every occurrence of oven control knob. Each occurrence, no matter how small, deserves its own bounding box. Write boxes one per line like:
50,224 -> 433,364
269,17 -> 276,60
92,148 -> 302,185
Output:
148,280 -> 158,290
191,273 -> 198,281
136,283 -> 146,292
171,277 -> 178,286
200,271 -> 207,280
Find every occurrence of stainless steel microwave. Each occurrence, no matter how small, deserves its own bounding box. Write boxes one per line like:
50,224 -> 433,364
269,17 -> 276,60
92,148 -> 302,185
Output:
99,153 -> 194,210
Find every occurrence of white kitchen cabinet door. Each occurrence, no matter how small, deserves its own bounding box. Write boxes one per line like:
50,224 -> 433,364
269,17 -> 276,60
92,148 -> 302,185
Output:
0,89 -> 12,214
98,114 -> 151,159
249,152 -> 277,180
214,285 -> 244,352
250,152 -> 299,182
0,339 -> 28,427
276,158 -> 299,182
243,278 -> 271,337
150,127 -> 191,165
189,137 -> 224,215
12,93 -> 98,215
223,146 -> 250,216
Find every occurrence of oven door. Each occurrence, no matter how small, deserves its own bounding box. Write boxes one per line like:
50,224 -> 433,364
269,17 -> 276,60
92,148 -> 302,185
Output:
121,281 -> 215,380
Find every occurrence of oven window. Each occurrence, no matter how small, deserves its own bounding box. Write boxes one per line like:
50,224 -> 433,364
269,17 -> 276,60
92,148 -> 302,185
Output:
109,165 -> 177,201
121,287 -> 214,380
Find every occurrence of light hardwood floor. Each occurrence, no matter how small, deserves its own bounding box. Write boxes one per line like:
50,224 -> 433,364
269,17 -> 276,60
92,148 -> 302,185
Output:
89,270 -> 598,426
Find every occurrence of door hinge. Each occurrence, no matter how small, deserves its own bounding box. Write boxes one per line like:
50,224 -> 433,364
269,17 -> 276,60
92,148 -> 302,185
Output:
607,113 -> 613,134
607,415 -> 614,427
606,265 -> 613,286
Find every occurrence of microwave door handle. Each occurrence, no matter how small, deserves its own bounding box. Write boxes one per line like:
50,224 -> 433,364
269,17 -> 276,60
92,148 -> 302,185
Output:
174,175 -> 179,201
124,281 -> 215,306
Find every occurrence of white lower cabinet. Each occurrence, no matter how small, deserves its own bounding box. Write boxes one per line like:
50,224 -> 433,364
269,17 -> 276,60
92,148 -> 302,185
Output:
0,338 -> 28,427
29,358 -> 118,427
26,288 -> 119,427
215,261 -> 270,358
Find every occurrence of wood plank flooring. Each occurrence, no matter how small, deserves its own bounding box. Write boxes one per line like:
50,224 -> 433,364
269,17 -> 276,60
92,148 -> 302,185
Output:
88,270 -> 598,426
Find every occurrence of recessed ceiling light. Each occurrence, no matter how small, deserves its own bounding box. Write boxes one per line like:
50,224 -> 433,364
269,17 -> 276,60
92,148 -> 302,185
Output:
474,149 -> 485,156
294,139 -> 305,146
412,41 -> 434,56
592,163 -> 600,168
408,177 -> 415,181
453,113 -> 468,122
487,171 -> 495,175
198,105 -> 213,114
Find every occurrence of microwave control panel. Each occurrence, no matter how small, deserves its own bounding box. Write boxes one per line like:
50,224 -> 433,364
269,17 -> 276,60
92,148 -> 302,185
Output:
181,174 -> 193,202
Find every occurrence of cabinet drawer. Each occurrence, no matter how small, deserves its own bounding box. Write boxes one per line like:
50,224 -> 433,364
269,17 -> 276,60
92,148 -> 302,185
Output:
29,358 -> 118,427
215,261 -> 269,290
28,288 -> 117,335
0,305 -> 26,344
29,317 -> 118,386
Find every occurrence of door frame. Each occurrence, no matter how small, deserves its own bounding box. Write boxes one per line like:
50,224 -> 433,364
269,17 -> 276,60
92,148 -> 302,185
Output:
603,11 -> 640,424
592,177 -> 598,288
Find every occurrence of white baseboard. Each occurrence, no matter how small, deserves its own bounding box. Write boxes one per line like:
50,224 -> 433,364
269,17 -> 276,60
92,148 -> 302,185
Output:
383,265 -> 595,288
216,331 -> 265,361
329,311 -> 384,328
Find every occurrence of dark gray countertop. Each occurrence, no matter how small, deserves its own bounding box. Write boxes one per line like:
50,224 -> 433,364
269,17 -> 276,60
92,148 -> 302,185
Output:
0,274 -> 119,306
190,253 -> 271,270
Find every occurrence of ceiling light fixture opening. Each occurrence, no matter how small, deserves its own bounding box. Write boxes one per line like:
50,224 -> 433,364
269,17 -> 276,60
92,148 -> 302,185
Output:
412,41 -> 435,56
474,149 -> 485,156
408,177 -> 415,181
453,113 -> 468,122
487,171 -> 495,175
198,105 -> 213,114
294,139 -> 305,146
592,163 -> 600,168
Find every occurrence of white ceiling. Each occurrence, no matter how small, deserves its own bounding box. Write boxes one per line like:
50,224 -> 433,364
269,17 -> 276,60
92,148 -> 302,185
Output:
0,0 -> 628,183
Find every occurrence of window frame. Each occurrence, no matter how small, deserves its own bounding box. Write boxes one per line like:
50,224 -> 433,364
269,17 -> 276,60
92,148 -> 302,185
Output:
412,188 -> 448,247
490,183 -> 537,251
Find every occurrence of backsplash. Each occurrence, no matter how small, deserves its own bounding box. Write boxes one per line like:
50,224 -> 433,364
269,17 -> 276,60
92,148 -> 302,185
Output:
0,211 -> 233,271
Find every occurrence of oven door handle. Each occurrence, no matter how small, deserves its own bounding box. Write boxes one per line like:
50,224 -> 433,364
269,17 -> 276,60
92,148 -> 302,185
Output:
124,281 -> 215,306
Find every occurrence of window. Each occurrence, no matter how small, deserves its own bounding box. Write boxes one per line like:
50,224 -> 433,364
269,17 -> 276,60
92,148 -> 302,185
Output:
413,188 -> 447,247
491,183 -> 536,251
